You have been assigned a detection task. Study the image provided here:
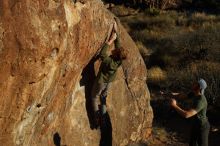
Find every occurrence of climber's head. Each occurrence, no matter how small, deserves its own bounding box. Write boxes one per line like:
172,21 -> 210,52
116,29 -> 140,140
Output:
112,47 -> 127,60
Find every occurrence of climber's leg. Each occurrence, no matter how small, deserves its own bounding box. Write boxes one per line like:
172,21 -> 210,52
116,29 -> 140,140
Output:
91,80 -> 108,128
100,83 -> 110,115
91,80 -> 108,113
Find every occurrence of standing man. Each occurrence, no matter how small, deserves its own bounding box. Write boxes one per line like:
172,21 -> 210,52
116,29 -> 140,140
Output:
168,78 -> 210,146
91,21 -> 127,128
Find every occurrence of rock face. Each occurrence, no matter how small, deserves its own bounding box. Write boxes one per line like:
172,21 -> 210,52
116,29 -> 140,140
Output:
0,0 -> 153,146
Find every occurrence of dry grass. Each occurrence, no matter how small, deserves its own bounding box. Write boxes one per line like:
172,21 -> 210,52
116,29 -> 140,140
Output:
147,67 -> 167,83
135,41 -> 153,63
188,12 -> 218,28
146,0 -> 182,9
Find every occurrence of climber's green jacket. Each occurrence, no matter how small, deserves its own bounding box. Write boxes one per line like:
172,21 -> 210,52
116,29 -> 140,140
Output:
96,37 -> 122,83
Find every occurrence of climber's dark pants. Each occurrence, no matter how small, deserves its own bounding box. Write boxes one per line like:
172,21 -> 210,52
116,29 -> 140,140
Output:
91,79 -> 110,114
189,121 -> 210,146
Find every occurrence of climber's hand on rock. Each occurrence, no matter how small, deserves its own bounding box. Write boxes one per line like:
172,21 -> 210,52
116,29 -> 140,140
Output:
113,21 -> 118,33
107,33 -> 117,45
110,32 -> 117,41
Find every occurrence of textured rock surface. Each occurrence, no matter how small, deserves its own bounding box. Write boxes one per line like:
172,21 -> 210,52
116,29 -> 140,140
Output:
0,0 -> 153,146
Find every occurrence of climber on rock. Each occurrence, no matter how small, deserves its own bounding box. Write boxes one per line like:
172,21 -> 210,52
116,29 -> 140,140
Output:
91,21 -> 127,129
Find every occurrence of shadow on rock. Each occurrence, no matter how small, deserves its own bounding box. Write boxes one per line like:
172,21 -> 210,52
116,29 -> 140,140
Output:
80,57 -> 98,129
53,132 -> 61,146
100,112 -> 112,146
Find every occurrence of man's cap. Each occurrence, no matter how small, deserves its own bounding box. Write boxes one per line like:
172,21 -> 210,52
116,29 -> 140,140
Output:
198,78 -> 207,95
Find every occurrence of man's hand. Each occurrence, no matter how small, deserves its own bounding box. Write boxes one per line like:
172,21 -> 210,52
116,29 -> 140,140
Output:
170,98 -> 177,107
110,33 -> 117,41
113,21 -> 118,33
107,32 -> 117,45
171,92 -> 180,96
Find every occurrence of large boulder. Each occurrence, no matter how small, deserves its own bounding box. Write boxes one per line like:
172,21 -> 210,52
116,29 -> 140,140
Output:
0,0 -> 153,146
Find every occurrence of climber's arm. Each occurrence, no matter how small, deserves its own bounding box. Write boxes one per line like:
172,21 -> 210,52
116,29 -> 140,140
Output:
113,20 -> 121,49
115,33 -> 121,49
107,33 -> 117,46
99,44 -> 109,60
99,33 -> 117,60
